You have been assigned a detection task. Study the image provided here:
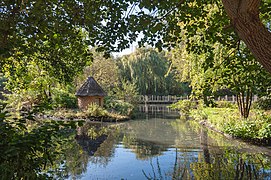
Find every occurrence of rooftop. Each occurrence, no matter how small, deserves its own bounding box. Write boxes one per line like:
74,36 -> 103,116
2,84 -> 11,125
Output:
75,77 -> 106,97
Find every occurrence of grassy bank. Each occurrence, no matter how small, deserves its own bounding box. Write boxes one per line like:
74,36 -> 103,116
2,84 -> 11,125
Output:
191,107 -> 271,145
170,100 -> 271,145
39,103 -> 131,122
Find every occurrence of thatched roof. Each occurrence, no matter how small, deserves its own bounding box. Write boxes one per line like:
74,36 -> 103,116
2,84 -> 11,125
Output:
76,77 -> 106,97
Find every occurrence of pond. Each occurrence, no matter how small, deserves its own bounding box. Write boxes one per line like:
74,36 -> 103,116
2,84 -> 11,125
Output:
64,105 -> 271,179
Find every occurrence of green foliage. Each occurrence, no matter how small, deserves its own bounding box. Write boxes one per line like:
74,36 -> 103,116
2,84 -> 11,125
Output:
169,100 -> 197,117
0,103 -> 79,179
52,89 -> 77,109
75,49 -> 119,92
225,121 -> 258,139
192,108 -> 237,131
212,43 -> 271,118
2,0 -> 270,58
0,74 -> 6,100
87,126 -> 108,140
258,122 -> 271,139
110,80 -> 139,105
104,80 -> 137,116
192,107 -> 271,142
215,101 -> 236,109
86,103 -> 108,117
170,33 -> 271,118
117,48 -> 182,95
165,0 -> 271,118
224,116 -> 271,141
253,98 -> 271,110
105,99 -> 134,116
3,60 -> 80,110
2,0 -> 271,84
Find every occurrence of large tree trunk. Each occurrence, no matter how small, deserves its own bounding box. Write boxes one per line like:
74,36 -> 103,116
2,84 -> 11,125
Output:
222,0 -> 271,73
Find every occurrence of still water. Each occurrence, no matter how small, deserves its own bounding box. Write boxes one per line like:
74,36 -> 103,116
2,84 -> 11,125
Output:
68,107 -> 271,179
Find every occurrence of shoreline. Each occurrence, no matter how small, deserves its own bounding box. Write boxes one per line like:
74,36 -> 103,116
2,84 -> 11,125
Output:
35,114 -> 131,123
199,120 -> 271,153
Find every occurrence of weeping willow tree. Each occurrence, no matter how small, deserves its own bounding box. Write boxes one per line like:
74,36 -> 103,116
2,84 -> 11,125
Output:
117,48 -> 182,95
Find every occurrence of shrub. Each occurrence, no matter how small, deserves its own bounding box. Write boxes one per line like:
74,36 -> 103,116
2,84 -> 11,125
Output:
223,112 -> 271,140
191,107 -> 237,131
253,98 -> 271,110
224,121 -> 258,139
52,89 -> 77,109
258,123 -> 271,139
86,103 -> 108,117
105,99 -> 134,116
169,100 -> 197,116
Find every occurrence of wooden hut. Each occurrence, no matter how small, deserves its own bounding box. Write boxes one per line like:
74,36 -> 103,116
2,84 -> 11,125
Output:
76,77 -> 106,109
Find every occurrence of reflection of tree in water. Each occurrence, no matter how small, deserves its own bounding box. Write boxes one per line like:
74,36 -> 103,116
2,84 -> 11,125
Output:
127,139 -> 167,160
43,136 -> 89,180
63,140 -> 89,180
121,117 -> 182,160
141,121 -> 271,180
200,128 -> 211,164
191,127 -> 271,180
142,145 -> 271,180
76,122 -> 122,167
88,133 -> 117,166
121,122 -> 168,160
142,149 -> 193,179
191,148 -> 271,180
76,122 -> 108,156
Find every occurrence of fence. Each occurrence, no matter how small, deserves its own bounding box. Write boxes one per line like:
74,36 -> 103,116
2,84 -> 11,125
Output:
138,95 -> 258,104
137,104 -> 179,113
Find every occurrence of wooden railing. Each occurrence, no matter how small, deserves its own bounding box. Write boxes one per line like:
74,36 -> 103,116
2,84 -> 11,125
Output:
138,95 -> 189,104
137,104 -> 179,113
138,95 -> 258,104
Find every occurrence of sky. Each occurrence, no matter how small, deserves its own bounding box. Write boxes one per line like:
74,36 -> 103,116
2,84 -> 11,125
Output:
112,43 -> 136,57
112,31 -> 144,57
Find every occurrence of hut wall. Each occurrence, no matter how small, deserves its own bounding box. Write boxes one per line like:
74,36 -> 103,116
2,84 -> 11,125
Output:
77,96 -> 104,109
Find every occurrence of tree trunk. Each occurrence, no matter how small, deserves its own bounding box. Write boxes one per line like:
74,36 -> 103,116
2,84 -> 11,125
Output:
222,0 -> 271,73
236,89 -> 253,118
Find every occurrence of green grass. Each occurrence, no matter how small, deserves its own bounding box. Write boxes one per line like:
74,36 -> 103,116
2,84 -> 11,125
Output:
191,107 -> 271,143
42,106 -> 129,122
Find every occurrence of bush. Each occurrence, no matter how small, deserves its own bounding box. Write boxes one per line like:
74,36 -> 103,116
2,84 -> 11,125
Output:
169,100 -> 197,116
105,99 -> 134,116
211,109 -> 271,140
52,89 -> 77,109
224,121 -> 258,139
253,98 -> 271,110
215,101 -> 236,109
258,122 -> 271,139
86,103 -> 108,117
191,107 -> 237,131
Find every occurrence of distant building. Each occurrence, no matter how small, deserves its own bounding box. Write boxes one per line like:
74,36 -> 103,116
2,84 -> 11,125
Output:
75,77 -> 106,109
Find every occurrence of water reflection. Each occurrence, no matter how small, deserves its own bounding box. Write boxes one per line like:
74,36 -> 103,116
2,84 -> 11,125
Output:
63,141 -> 89,179
60,110 -> 271,179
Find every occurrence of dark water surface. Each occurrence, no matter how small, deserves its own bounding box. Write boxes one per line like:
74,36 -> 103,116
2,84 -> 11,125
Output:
67,107 -> 271,180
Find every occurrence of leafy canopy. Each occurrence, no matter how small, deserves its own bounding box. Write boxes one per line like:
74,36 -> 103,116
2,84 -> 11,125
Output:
1,0 -> 271,81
